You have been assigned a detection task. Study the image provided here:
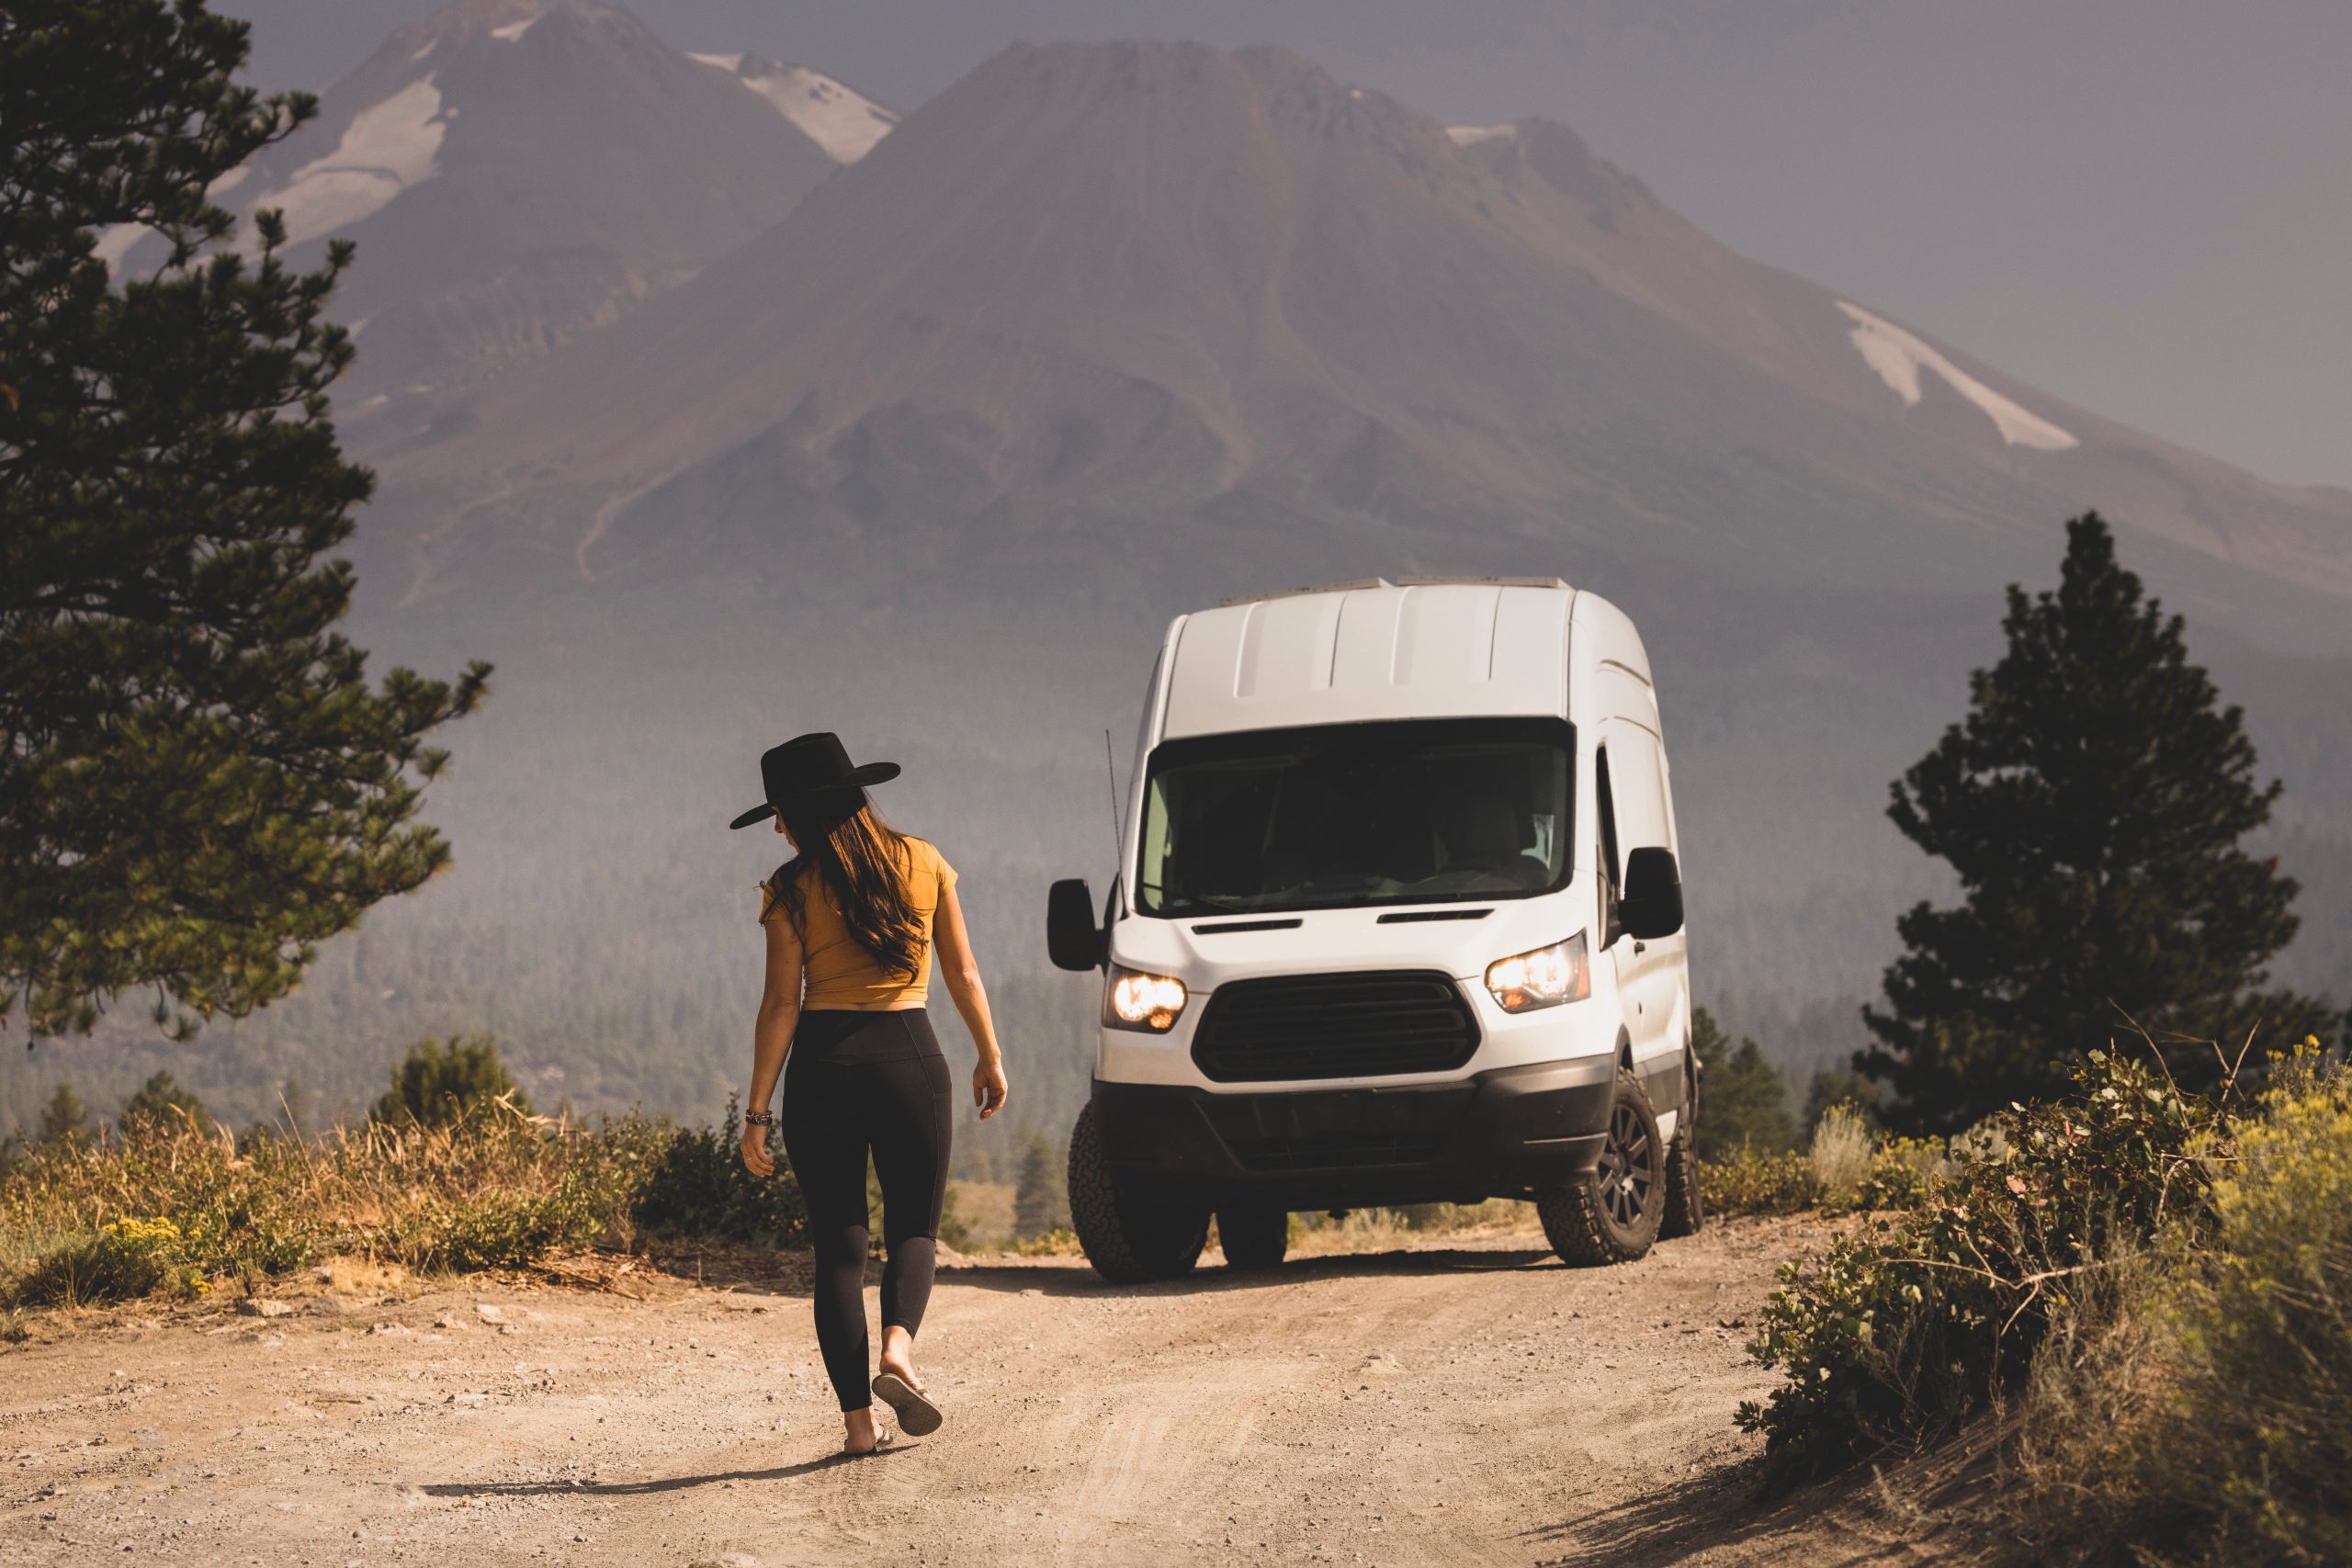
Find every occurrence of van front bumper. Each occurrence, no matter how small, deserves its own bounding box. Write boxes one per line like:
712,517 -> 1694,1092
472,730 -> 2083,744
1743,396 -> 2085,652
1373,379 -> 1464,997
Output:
1088,1055 -> 1616,1209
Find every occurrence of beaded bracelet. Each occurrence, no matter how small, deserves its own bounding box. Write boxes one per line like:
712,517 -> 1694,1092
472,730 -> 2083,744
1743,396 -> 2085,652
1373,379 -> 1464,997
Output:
743,1108 -> 775,1126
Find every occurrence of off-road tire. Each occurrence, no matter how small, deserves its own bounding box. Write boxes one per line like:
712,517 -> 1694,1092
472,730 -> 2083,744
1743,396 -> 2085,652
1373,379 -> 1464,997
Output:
1537,1068 -> 1667,1266
1216,1205 -> 1291,1269
1068,1101 -> 1210,1284
1660,1071 -> 1704,1239
1660,1122 -> 1704,1239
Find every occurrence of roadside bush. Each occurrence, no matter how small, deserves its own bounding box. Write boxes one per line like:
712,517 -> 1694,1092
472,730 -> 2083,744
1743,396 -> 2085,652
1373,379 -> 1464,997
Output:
119,1072 -> 206,1136
371,1034 -> 530,1128
628,1098 -> 808,1248
2014,1050 -> 2352,1565
1704,1149 -> 1816,1216
1737,1046 -> 2222,1487
2171,1061 -> 2352,1561
1705,1115 -> 1951,1220
15,1217 -> 207,1307
1,1093 -> 808,1307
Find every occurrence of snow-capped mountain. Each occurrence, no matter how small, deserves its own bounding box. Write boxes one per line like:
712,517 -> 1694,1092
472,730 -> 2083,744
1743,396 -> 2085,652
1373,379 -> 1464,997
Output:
107,0 -> 847,404
387,41 -> 2352,642
688,53 -> 899,164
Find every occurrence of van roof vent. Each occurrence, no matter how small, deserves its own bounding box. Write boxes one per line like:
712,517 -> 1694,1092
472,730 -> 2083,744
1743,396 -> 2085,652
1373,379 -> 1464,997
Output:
1216,575 -> 1569,608
1217,578 -> 1395,608
1393,575 -> 1570,591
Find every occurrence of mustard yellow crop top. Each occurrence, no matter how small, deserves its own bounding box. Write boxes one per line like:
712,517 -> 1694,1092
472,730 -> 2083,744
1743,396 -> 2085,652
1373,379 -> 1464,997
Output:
758,837 -> 956,1010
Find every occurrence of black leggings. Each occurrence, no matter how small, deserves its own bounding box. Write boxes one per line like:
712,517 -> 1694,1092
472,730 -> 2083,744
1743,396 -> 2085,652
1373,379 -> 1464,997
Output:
780,1009 -> 953,1412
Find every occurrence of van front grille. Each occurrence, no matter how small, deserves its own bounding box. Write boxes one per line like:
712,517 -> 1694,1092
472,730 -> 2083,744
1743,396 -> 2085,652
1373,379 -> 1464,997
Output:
1191,971 -> 1481,1082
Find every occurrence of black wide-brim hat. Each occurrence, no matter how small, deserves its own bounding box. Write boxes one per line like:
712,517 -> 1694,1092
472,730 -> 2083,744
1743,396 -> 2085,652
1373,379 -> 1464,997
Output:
729,731 -> 900,829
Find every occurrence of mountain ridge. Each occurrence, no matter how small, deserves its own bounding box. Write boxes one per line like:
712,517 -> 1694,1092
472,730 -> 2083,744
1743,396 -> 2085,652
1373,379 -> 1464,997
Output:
367,38 -> 2352,645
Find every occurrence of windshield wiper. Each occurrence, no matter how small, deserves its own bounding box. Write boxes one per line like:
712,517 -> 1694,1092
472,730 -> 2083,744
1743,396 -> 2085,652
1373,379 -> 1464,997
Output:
1176,895 -> 1256,914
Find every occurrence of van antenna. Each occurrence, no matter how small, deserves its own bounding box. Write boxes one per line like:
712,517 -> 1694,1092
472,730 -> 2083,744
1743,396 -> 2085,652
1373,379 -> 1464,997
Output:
1102,728 -> 1125,867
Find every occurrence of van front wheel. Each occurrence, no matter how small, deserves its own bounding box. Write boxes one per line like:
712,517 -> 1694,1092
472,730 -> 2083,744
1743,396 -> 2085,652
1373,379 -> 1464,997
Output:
1068,1102 -> 1210,1285
1537,1069 -> 1666,1266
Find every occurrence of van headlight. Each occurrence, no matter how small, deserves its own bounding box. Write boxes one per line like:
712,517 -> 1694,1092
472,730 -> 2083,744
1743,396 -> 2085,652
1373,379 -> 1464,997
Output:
1484,932 -> 1590,1012
1104,965 -> 1188,1032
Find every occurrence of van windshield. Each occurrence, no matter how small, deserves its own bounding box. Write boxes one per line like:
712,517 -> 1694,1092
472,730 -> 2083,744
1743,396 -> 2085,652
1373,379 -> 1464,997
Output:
1136,717 -> 1575,917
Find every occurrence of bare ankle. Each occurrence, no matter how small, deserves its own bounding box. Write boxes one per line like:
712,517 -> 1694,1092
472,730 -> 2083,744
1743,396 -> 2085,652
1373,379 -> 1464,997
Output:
842,1407 -> 877,1452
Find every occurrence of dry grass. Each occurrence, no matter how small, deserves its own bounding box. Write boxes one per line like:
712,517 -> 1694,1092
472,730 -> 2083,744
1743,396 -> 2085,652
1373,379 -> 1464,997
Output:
1805,1103 -> 1876,1202
1,1103 -> 803,1309
1287,1200 -> 1538,1256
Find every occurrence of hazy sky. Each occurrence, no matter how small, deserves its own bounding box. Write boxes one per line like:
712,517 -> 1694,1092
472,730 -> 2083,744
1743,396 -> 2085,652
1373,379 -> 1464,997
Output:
237,0 -> 2352,492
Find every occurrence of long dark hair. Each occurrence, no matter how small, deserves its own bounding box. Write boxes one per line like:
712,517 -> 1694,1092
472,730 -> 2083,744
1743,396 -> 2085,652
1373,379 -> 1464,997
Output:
771,795 -> 926,978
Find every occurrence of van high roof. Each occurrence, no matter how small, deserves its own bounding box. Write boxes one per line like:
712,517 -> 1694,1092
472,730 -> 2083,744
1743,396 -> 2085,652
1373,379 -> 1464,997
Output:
1160,578 -> 1589,739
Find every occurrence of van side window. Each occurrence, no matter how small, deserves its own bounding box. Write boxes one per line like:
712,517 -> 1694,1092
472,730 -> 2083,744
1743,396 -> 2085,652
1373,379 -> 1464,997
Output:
1594,746 -> 1623,920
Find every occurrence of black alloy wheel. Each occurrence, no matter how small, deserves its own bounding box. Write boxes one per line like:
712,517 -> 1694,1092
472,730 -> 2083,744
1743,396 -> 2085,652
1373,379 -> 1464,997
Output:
1597,1100 -> 1657,1229
1537,1067 -> 1668,1266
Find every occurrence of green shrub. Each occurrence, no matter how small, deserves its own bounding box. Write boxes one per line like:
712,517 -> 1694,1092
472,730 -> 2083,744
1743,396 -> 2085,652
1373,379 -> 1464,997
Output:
1705,1148 -> 1817,1216
119,1072 -> 207,1135
1737,1047 -> 2223,1488
371,1034 -> 530,1128
1704,1119 -> 1949,1220
628,1098 -> 808,1248
16,1218 -> 207,1307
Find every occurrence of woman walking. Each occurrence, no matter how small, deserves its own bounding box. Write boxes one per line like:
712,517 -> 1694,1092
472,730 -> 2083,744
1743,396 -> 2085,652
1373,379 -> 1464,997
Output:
732,732 -> 1010,1455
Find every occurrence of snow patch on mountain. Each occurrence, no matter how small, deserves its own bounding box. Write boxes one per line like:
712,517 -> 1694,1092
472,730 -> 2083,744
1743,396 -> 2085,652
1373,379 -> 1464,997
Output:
1447,125 -> 1514,147
90,166 -> 258,272
1838,301 -> 2078,452
693,54 -> 896,163
252,76 -> 450,248
491,16 -> 538,42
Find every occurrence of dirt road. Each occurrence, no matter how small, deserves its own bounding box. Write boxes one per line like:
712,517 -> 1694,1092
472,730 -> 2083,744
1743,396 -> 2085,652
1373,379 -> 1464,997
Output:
0,1217 -> 1927,1567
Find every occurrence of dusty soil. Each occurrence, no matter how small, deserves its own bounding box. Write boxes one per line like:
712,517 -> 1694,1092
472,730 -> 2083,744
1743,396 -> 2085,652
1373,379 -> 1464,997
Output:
0,1216 -> 1951,1567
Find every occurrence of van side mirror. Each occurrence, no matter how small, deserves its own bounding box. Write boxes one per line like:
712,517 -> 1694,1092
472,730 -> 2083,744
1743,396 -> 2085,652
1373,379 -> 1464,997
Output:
1618,847 -> 1684,941
1046,877 -> 1106,971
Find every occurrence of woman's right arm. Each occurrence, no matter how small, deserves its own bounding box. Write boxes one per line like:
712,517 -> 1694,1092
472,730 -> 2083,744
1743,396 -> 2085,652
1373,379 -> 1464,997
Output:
934,882 -> 1009,1119
741,910 -> 804,1176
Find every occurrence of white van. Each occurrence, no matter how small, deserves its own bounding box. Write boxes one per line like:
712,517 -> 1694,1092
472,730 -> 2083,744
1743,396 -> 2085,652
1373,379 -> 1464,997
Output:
1047,577 -> 1700,1281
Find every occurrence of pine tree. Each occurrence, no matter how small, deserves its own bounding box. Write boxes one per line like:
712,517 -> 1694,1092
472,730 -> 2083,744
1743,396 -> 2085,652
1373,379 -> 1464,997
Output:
1012,1131 -> 1069,1237
370,1034 -> 528,1128
36,1080 -> 94,1145
119,1068 -> 204,1133
1861,513 -> 2334,1132
1690,1009 -> 1795,1159
0,1 -> 490,1043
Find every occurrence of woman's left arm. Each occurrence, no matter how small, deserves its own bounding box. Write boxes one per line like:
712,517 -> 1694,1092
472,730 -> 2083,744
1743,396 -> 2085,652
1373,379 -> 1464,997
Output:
934,883 -> 1010,1119
741,912 -> 804,1177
